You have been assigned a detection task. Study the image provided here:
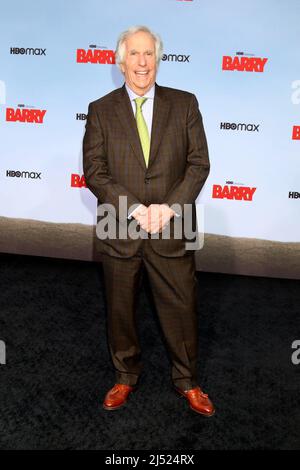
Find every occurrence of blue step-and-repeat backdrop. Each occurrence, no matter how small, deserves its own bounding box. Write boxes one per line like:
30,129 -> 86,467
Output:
1,0 -> 299,278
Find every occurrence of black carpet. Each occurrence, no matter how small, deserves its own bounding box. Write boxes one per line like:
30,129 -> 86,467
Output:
0,253 -> 299,450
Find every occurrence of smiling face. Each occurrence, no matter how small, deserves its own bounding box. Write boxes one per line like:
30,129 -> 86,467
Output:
120,31 -> 157,96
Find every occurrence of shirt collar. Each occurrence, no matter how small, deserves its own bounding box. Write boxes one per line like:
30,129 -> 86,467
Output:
125,83 -> 155,102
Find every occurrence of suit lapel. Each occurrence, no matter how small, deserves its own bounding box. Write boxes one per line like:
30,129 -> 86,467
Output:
114,84 -> 147,171
148,83 -> 170,169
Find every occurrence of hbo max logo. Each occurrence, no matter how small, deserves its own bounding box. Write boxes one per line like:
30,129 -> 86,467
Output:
10,47 -> 46,56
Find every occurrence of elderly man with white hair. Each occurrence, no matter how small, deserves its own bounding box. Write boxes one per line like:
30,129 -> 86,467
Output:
83,25 -> 214,416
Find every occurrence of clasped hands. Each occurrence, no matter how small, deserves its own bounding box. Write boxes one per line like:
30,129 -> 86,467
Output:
132,204 -> 175,234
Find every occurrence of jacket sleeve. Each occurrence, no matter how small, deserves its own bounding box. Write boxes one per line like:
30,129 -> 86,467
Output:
83,102 -> 142,222
164,94 -> 210,212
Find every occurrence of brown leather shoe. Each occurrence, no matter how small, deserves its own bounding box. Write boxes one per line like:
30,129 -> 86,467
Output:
175,386 -> 215,416
103,383 -> 135,410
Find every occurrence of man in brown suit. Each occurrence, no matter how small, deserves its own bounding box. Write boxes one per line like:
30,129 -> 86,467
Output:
83,26 -> 214,416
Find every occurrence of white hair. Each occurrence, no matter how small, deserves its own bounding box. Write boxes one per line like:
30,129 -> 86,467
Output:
115,25 -> 163,68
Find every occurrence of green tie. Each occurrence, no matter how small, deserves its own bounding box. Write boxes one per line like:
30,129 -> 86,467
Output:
134,97 -> 150,167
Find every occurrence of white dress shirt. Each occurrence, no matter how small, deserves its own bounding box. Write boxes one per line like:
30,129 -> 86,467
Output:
125,82 -> 155,136
126,83 -> 154,219
125,83 -> 180,220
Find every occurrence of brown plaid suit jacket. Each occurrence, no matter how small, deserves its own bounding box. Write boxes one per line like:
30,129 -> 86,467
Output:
83,82 -> 210,258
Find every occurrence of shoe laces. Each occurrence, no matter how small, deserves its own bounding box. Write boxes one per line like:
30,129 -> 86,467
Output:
111,384 -> 131,395
190,387 -> 208,399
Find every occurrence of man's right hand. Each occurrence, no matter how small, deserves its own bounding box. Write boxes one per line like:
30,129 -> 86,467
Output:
132,204 -> 150,232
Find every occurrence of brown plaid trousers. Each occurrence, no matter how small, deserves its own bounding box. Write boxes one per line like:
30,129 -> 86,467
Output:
83,82 -> 210,389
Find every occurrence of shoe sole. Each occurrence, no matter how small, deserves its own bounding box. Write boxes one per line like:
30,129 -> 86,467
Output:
174,387 -> 215,417
103,401 -> 128,411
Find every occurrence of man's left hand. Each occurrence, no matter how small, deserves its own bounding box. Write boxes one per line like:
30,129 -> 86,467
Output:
146,204 -> 175,234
